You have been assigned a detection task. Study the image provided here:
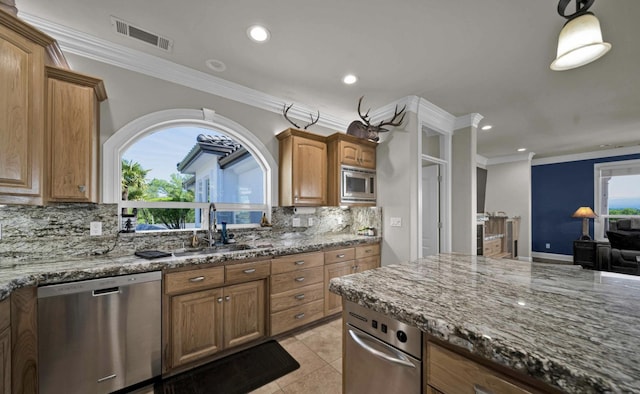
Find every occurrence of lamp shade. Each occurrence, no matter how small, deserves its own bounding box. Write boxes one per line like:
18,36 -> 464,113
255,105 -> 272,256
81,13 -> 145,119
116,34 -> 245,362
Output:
572,206 -> 598,218
550,13 -> 611,71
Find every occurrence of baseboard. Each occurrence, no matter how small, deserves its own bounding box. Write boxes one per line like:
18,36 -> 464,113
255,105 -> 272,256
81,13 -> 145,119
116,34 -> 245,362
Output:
531,252 -> 573,265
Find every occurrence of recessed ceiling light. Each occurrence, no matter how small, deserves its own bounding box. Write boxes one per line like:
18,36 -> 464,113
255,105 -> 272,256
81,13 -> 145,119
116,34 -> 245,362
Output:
205,59 -> 226,72
342,74 -> 357,85
517,148 -> 527,152
247,25 -> 270,42
481,125 -> 493,131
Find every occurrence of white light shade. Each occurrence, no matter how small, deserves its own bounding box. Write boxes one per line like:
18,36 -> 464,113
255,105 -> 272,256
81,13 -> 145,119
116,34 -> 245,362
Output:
550,13 -> 611,71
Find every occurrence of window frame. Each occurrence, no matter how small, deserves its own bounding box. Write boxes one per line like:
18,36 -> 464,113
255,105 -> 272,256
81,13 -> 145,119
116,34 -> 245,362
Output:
593,158 -> 640,240
103,108 -> 277,232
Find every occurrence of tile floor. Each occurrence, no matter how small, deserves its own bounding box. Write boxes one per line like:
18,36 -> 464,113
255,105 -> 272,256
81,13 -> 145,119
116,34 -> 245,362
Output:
250,317 -> 344,394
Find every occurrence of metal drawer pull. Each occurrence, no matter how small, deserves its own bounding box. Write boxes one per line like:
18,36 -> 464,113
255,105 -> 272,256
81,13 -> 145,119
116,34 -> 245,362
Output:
294,313 -> 305,319
189,276 -> 205,282
243,268 -> 256,274
78,185 -> 86,193
473,385 -> 494,394
294,294 -> 305,300
97,374 -> 116,383
365,249 -> 372,253
225,296 -> 231,301
217,297 -> 223,303
294,260 -> 305,265
295,277 -> 305,282
337,254 -> 345,258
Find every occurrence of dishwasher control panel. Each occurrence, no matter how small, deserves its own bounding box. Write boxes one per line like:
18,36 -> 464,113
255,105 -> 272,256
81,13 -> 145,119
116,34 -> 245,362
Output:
345,300 -> 422,359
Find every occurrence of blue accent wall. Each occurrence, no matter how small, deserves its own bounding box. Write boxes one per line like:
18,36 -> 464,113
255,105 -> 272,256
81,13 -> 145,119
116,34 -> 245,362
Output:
532,154 -> 640,255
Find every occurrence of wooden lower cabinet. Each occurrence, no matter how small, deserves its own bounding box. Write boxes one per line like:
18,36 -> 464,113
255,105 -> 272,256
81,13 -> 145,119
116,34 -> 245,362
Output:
324,261 -> 354,316
324,244 -> 380,316
169,280 -> 266,369
0,297 -> 10,394
425,341 -> 547,394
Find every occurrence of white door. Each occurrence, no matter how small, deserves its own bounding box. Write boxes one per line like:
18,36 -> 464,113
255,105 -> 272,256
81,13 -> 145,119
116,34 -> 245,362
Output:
422,164 -> 440,256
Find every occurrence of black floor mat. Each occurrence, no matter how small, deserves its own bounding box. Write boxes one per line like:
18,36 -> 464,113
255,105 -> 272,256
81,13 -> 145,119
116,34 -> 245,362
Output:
160,340 -> 299,394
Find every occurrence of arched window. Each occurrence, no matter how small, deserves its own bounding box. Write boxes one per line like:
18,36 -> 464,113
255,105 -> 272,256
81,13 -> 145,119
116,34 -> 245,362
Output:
103,108 -> 277,232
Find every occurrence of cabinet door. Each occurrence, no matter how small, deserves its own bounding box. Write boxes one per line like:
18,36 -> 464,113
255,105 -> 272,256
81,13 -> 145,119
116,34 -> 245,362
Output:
223,281 -> 265,349
0,25 -> 45,204
171,288 -> 224,367
47,76 -> 98,202
0,327 -> 9,394
339,141 -> 361,167
292,136 -> 327,205
324,260 -> 355,316
358,144 -> 376,169
356,255 -> 380,273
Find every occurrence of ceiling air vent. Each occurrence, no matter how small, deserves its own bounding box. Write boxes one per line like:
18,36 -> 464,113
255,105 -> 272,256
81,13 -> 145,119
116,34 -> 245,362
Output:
110,16 -> 173,52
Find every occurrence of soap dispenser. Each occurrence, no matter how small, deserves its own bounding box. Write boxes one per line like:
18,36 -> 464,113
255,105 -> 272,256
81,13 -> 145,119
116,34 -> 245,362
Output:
191,230 -> 199,247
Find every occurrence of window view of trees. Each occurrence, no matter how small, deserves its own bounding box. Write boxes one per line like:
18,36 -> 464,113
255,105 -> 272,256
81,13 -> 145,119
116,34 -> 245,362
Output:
122,159 -> 195,230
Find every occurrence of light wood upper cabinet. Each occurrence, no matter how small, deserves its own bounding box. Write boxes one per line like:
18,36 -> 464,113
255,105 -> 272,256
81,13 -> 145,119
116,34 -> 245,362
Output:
0,15 -> 46,205
45,67 -> 107,203
327,133 -> 377,206
277,128 -> 327,206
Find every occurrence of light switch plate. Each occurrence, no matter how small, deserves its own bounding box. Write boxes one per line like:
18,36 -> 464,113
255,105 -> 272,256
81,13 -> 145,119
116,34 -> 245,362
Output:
308,217 -> 315,226
390,217 -> 402,227
90,221 -> 103,236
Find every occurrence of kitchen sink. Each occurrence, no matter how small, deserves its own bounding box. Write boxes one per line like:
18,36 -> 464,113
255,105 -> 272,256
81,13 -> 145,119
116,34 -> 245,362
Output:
173,244 -> 254,256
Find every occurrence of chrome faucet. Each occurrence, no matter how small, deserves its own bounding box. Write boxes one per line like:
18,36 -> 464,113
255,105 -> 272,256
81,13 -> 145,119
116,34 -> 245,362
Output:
208,202 -> 217,247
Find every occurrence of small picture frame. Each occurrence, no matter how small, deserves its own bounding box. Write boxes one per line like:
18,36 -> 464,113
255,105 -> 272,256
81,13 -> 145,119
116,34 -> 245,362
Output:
121,209 -> 137,233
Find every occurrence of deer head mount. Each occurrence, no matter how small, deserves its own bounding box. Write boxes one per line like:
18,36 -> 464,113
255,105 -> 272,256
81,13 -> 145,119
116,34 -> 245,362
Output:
283,104 -> 320,130
346,96 -> 406,142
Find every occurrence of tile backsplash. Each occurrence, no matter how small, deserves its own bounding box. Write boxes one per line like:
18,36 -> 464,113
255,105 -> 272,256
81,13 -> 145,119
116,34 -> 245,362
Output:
0,204 -> 381,264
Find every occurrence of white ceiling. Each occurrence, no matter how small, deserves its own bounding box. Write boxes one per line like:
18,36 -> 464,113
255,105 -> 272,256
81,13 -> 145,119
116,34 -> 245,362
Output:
16,0 -> 640,159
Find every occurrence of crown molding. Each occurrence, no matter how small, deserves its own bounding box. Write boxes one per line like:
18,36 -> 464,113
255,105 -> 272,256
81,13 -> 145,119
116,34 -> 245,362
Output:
19,12 -> 350,131
476,155 -> 488,168
487,152 -> 535,166
454,113 -> 483,130
532,145 -> 640,166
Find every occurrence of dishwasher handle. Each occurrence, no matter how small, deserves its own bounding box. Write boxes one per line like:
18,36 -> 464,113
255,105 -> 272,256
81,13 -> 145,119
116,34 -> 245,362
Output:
92,287 -> 120,297
348,329 -> 416,368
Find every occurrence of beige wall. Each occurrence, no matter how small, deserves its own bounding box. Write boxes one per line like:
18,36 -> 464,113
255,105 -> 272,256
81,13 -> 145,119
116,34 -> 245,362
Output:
451,126 -> 477,254
485,159 -> 532,260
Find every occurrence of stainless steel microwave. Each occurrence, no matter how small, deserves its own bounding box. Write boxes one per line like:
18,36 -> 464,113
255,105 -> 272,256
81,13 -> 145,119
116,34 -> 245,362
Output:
341,165 -> 376,204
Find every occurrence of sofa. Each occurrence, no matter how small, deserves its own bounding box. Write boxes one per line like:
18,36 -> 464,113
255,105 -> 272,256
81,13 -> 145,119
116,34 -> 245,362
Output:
604,219 -> 640,275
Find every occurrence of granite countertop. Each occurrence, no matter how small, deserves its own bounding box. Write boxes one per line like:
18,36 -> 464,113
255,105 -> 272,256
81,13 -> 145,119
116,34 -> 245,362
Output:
0,233 -> 380,301
329,253 -> 640,393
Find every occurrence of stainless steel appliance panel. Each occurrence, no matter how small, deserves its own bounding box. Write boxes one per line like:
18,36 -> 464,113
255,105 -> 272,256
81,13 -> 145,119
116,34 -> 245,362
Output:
341,165 -> 376,204
344,300 -> 422,394
38,271 -> 162,394
345,325 -> 421,394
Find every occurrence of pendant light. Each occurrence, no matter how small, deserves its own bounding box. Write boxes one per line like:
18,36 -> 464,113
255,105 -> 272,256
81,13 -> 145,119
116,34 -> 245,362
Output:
550,0 -> 611,71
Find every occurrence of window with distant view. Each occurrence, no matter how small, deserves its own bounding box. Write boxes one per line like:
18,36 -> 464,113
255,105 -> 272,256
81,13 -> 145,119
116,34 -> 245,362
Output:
595,160 -> 640,239
121,126 -> 266,232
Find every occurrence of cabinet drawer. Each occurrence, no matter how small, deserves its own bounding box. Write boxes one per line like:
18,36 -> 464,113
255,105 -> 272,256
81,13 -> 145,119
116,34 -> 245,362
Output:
165,266 -> 225,295
355,243 -> 380,259
271,252 -> 324,275
270,299 -> 325,335
427,343 -> 534,394
271,266 -> 324,294
324,248 -> 355,264
324,248 -> 356,264
225,260 -> 270,284
270,282 -> 325,313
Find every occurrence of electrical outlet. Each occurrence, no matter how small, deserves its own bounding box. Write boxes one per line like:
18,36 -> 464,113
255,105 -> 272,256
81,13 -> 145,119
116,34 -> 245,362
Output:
292,217 -> 301,227
390,217 -> 402,227
337,217 -> 343,225
90,221 -> 103,236
545,243 -> 551,249
308,217 -> 315,226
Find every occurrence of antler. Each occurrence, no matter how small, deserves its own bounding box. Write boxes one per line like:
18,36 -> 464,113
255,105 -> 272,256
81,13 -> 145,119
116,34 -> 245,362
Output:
356,96 -> 372,127
376,104 -> 406,132
283,103 -> 320,130
283,103 -> 300,129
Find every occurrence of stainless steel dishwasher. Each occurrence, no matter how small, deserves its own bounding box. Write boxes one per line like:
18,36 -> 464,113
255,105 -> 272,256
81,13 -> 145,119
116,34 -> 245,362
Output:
344,300 -> 422,394
37,271 -> 162,394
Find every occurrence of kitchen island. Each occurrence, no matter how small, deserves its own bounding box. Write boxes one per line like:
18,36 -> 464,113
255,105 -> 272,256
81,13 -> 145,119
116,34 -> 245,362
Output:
329,253 -> 640,393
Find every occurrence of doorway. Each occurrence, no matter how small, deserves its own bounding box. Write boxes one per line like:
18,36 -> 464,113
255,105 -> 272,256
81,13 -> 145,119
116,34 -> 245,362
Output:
422,163 -> 440,256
